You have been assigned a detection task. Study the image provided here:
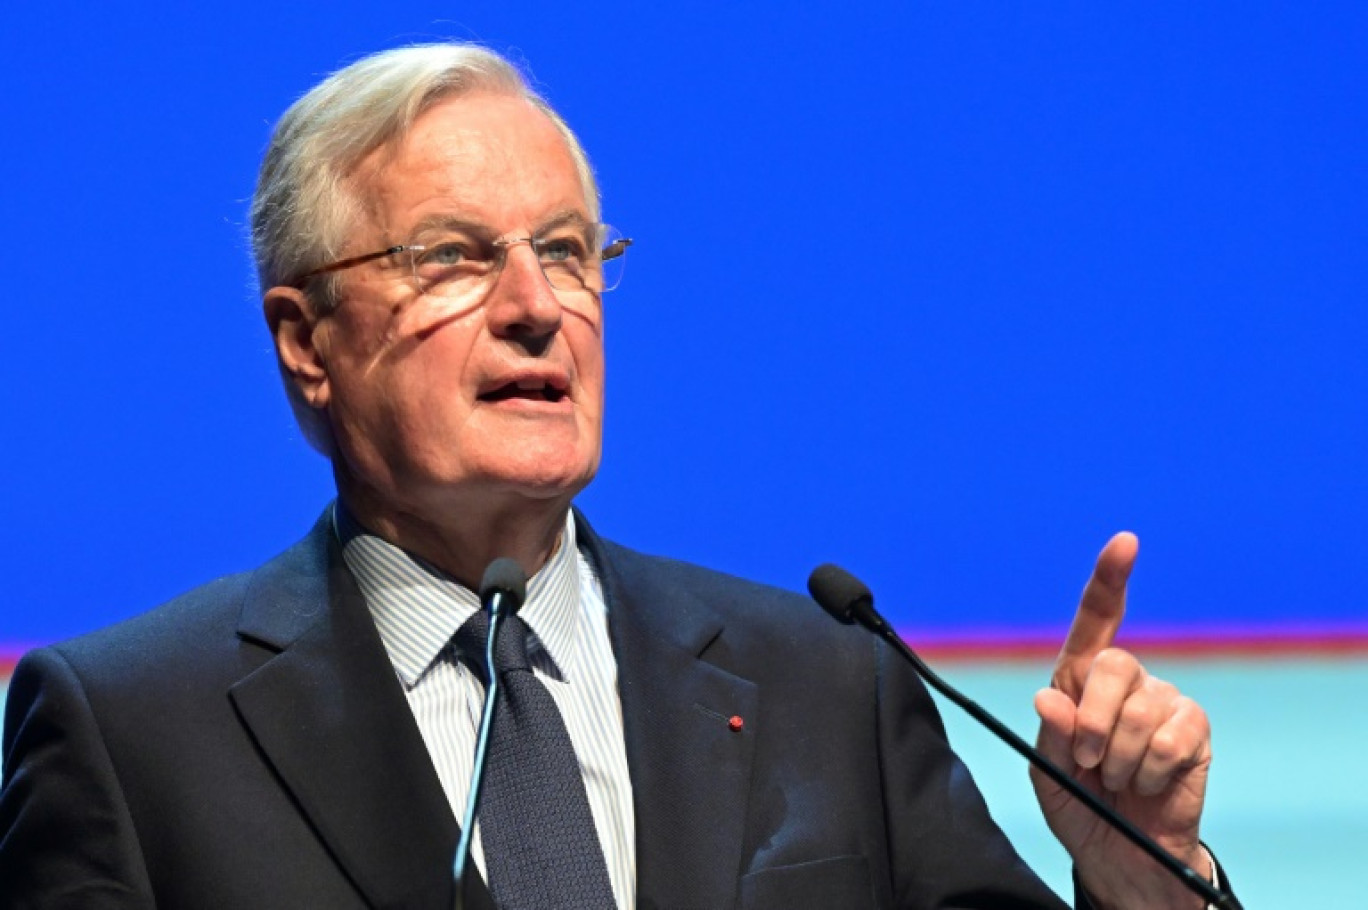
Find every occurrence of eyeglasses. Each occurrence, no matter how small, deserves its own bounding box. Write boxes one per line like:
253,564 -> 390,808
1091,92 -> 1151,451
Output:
294,221 -> 632,309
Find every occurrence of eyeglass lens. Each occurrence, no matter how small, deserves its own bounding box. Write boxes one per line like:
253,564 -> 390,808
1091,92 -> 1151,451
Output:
407,223 -> 628,303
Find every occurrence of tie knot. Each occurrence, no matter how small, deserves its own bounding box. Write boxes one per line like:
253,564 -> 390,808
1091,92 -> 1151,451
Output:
455,609 -> 534,676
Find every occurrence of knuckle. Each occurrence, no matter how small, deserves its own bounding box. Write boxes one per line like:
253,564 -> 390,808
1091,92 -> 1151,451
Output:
1175,694 -> 1210,726
1119,697 -> 1158,731
1093,647 -> 1140,678
1147,728 -> 1183,763
1147,675 -> 1179,700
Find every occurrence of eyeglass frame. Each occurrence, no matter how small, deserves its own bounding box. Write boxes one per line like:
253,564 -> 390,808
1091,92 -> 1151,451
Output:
291,223 -> 633,297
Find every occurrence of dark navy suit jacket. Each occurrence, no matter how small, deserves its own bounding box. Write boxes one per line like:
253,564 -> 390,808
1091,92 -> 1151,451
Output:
0,509 -> 1071,909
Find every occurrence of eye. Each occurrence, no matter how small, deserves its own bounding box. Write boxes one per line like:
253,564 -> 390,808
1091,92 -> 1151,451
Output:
537,234 -> 589,264
417,240 -> 473,268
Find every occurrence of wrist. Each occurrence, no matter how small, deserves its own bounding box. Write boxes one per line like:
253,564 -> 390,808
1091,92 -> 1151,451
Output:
1077,843 -> 1217,910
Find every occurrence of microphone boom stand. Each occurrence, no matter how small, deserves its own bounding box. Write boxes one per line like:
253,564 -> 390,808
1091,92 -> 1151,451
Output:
808,564 -> 1242,910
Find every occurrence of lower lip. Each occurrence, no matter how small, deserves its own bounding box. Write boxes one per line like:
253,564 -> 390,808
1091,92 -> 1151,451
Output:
478,395 -> 574,414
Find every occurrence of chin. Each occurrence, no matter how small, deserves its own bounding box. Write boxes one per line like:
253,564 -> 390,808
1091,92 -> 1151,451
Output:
482,451 -> 598,502
509,464 -> 596,500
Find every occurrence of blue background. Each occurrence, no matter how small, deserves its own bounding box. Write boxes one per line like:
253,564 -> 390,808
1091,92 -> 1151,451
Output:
2,7 -> 1365,904
2,3 -> 1365,646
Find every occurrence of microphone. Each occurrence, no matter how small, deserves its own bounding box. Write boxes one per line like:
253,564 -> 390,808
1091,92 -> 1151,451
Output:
807,563 -> 1242,910
453,558 -> 528,910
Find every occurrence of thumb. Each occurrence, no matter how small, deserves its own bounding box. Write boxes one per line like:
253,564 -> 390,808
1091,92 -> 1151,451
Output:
1032,687 -> 1078,804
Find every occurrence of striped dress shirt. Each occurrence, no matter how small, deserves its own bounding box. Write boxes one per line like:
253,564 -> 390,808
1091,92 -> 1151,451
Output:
335,505 -> 636,909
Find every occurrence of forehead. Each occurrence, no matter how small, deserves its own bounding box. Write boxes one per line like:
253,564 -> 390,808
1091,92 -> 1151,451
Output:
351,92 -> 589,238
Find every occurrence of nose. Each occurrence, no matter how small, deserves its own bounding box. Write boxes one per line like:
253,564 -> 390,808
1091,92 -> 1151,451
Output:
484,239 -> 563,345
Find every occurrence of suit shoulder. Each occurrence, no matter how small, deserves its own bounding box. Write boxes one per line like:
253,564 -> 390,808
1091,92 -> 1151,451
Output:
590,534 -> 867,658
33,571 -> 252,684
30,515 -> 330,691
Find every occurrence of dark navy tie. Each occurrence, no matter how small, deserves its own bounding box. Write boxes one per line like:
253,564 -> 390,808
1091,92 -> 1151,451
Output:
456,610 -> 616,910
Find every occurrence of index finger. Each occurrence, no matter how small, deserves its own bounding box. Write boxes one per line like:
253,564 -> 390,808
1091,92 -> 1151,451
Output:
1056,531 -> 1139,671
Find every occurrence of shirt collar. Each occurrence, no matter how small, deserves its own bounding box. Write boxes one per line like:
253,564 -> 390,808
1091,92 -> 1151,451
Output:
334,502 -> 583,689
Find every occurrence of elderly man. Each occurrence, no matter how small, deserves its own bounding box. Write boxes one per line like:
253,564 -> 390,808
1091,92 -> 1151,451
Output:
0,43 -> 1225,910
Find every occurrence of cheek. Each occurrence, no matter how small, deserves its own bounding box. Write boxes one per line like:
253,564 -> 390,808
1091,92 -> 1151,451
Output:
390,294 -> 487,340
326,321 -> 485,455
567,318 -> 606,401
333,272 -> 484,350
376,310 -> 486,398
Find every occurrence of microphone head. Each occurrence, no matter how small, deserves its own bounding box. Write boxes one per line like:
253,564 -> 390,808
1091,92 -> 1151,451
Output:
479,557 -> 528,615
807,563 -> 873,625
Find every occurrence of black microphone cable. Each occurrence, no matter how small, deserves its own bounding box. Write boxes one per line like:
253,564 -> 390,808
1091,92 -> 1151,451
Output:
808,563 -> 1242,910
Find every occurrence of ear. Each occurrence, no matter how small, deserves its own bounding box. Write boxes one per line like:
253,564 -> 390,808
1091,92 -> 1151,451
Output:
263,285 -> 331,410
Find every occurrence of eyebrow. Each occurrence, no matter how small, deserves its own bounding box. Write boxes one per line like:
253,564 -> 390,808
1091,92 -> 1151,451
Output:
405,209 -> 593,242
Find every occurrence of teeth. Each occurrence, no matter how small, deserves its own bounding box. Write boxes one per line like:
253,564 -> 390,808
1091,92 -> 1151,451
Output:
479,377 -> 565,403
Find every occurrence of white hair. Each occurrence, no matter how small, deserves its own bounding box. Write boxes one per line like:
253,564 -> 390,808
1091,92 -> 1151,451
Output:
249,43 -> 601,455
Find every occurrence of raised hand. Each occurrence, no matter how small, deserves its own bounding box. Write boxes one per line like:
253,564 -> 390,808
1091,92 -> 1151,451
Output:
1032,533 -> 1213,910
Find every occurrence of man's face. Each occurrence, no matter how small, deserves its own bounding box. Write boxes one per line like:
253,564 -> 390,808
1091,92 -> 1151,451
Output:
302,93 -> 604,520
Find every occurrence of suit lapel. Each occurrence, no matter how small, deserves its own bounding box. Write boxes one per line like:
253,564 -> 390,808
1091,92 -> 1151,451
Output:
579,516 -> 759,910
228,512 -> 494,910
229,508 -> 756,909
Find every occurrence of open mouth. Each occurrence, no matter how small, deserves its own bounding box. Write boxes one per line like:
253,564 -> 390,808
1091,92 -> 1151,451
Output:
479,378 -> 568,404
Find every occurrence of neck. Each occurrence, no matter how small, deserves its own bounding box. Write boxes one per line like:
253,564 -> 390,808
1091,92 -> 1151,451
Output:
333,467 -> 573,590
